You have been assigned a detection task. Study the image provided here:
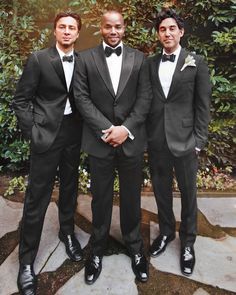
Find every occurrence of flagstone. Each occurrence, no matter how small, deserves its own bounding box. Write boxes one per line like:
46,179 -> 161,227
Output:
41,227 -> 90,273
0,201 -> 89,294
150,222 -> 236,293
197,197 -> 236,227
56,254 -> 138,295
1,192 -> 236,294
0,196 -> 23,238
142,195 -> 236,228
0,246 -> 19,294
77,194 -> 123,244
141,195 -> 181,221
193,288 -> 210,295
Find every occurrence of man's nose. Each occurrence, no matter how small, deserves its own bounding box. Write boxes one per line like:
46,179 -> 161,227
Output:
64,27 -> 70,34
165,29 -> 171,36
110,27 -> 116,34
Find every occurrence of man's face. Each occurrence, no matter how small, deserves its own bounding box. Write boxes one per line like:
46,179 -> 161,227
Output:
54,16 -> 79,52
158,17 -> 184,54
100,12 -> 125,47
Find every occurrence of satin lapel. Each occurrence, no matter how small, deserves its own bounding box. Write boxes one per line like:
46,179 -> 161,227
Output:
150,54 -> 166,101
92,44 -> 115,97
115,45 -> 135,100
69,51 -> 78,93
166,48 -> 188,100
50,46 -> 67,90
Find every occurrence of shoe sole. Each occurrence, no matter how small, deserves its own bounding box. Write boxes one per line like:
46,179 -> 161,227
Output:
181,270 -> 193,277
131,264 -> 149,283
85,265 -> 102,285
135,276 -> 149,283
17,279 -> 37,295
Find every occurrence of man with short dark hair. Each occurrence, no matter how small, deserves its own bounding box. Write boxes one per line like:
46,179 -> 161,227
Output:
74,10 -> 152,285
147,8 -> 211,276
13,11 -> 83,295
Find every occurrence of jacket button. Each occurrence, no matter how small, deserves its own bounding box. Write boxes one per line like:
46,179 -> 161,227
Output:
113,102 -> 117,106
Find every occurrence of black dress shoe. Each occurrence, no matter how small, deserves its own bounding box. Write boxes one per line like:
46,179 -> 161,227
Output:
131,253 -> 149,283
85,255 -> 102,285
180,246 -> 195,276
59,231 -> 83,262
17,264 -> 37,295
150,234 -> 175,257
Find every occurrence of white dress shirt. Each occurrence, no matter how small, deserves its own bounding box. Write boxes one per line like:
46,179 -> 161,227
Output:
158,45 -> 181,98
56,45 -> 74,115
103,41 -> 134,140
103,41 -> 123,95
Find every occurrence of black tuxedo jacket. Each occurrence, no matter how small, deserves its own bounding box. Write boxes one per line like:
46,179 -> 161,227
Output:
74,44 -> 152,158
146,48 -> 211,157
13,46 -> 81,153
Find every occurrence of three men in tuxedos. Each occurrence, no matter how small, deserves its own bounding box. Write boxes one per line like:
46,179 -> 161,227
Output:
13,12 -> 83,295
147,8 -> 211,276
74,10 -> 152,284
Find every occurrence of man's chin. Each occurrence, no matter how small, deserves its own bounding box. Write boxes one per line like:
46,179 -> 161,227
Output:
61,43 -> 72,48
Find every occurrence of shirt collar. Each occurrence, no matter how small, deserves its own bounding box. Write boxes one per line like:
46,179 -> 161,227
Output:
56,45 -> 74,60
102,41 -> 123,50
163,45 -> 181,59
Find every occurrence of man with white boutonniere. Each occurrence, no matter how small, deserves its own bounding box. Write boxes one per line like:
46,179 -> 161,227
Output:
146,8 -> 211,276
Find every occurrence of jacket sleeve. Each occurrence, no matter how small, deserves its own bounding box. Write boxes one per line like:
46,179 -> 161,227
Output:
73,52 -> 112,138
122,56 -> 153,132
12,52 -> 40,140
194,56 -> 212,149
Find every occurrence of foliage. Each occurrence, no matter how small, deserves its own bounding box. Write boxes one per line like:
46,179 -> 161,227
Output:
0,1 -> 51,172
69,0 -> 167,54
196,166 -> 236,191
176,0 -> 236,170
69,0 -> 236,177
0,0 -> 235,192
4,176 -> 27,196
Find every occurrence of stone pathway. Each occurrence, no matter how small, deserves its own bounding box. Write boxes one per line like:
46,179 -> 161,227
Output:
0,192 -> 235,295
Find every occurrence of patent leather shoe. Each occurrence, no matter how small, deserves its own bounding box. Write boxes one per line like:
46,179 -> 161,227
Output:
17,264 -> 37,295
180,246 -> 195,276
85,255 -> 102,285
150,234 -> 175,257
131,253 -> 149,282
59,231 -> 83,262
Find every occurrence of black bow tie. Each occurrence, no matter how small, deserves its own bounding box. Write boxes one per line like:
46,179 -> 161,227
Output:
104,46 -> 122,57
62,55 -> 73,62
162,54 -> 176,62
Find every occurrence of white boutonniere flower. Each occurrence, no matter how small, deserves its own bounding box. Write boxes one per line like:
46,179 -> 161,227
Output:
180,55 -> 196,71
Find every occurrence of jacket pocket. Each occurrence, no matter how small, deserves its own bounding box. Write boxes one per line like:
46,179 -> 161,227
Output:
182,118 -> 193,127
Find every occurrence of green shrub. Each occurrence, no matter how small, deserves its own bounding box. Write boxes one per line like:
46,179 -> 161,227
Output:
0,1 -> 50,172
70,0 -> 236,177
0,0 -> 235,191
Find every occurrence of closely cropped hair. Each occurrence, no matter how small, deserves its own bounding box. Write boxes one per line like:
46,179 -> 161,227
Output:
54,12 -> 82,31
156,8 -> 184,31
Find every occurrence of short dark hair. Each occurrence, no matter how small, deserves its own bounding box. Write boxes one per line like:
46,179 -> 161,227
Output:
54,12 -> 82,31
156,8 -> 184,31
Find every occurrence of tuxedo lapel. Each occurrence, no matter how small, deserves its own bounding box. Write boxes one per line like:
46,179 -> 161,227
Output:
92,44 -> 115,97
167,48 -> 188,100
69,51 -> 78,93
50,46 -> 67,90
116,45 -> 135,100
150,54 -> 166,101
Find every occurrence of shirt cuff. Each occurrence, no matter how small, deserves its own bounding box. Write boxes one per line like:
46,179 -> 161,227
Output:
121,125 -> 134,140
195,147 -> 201,152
